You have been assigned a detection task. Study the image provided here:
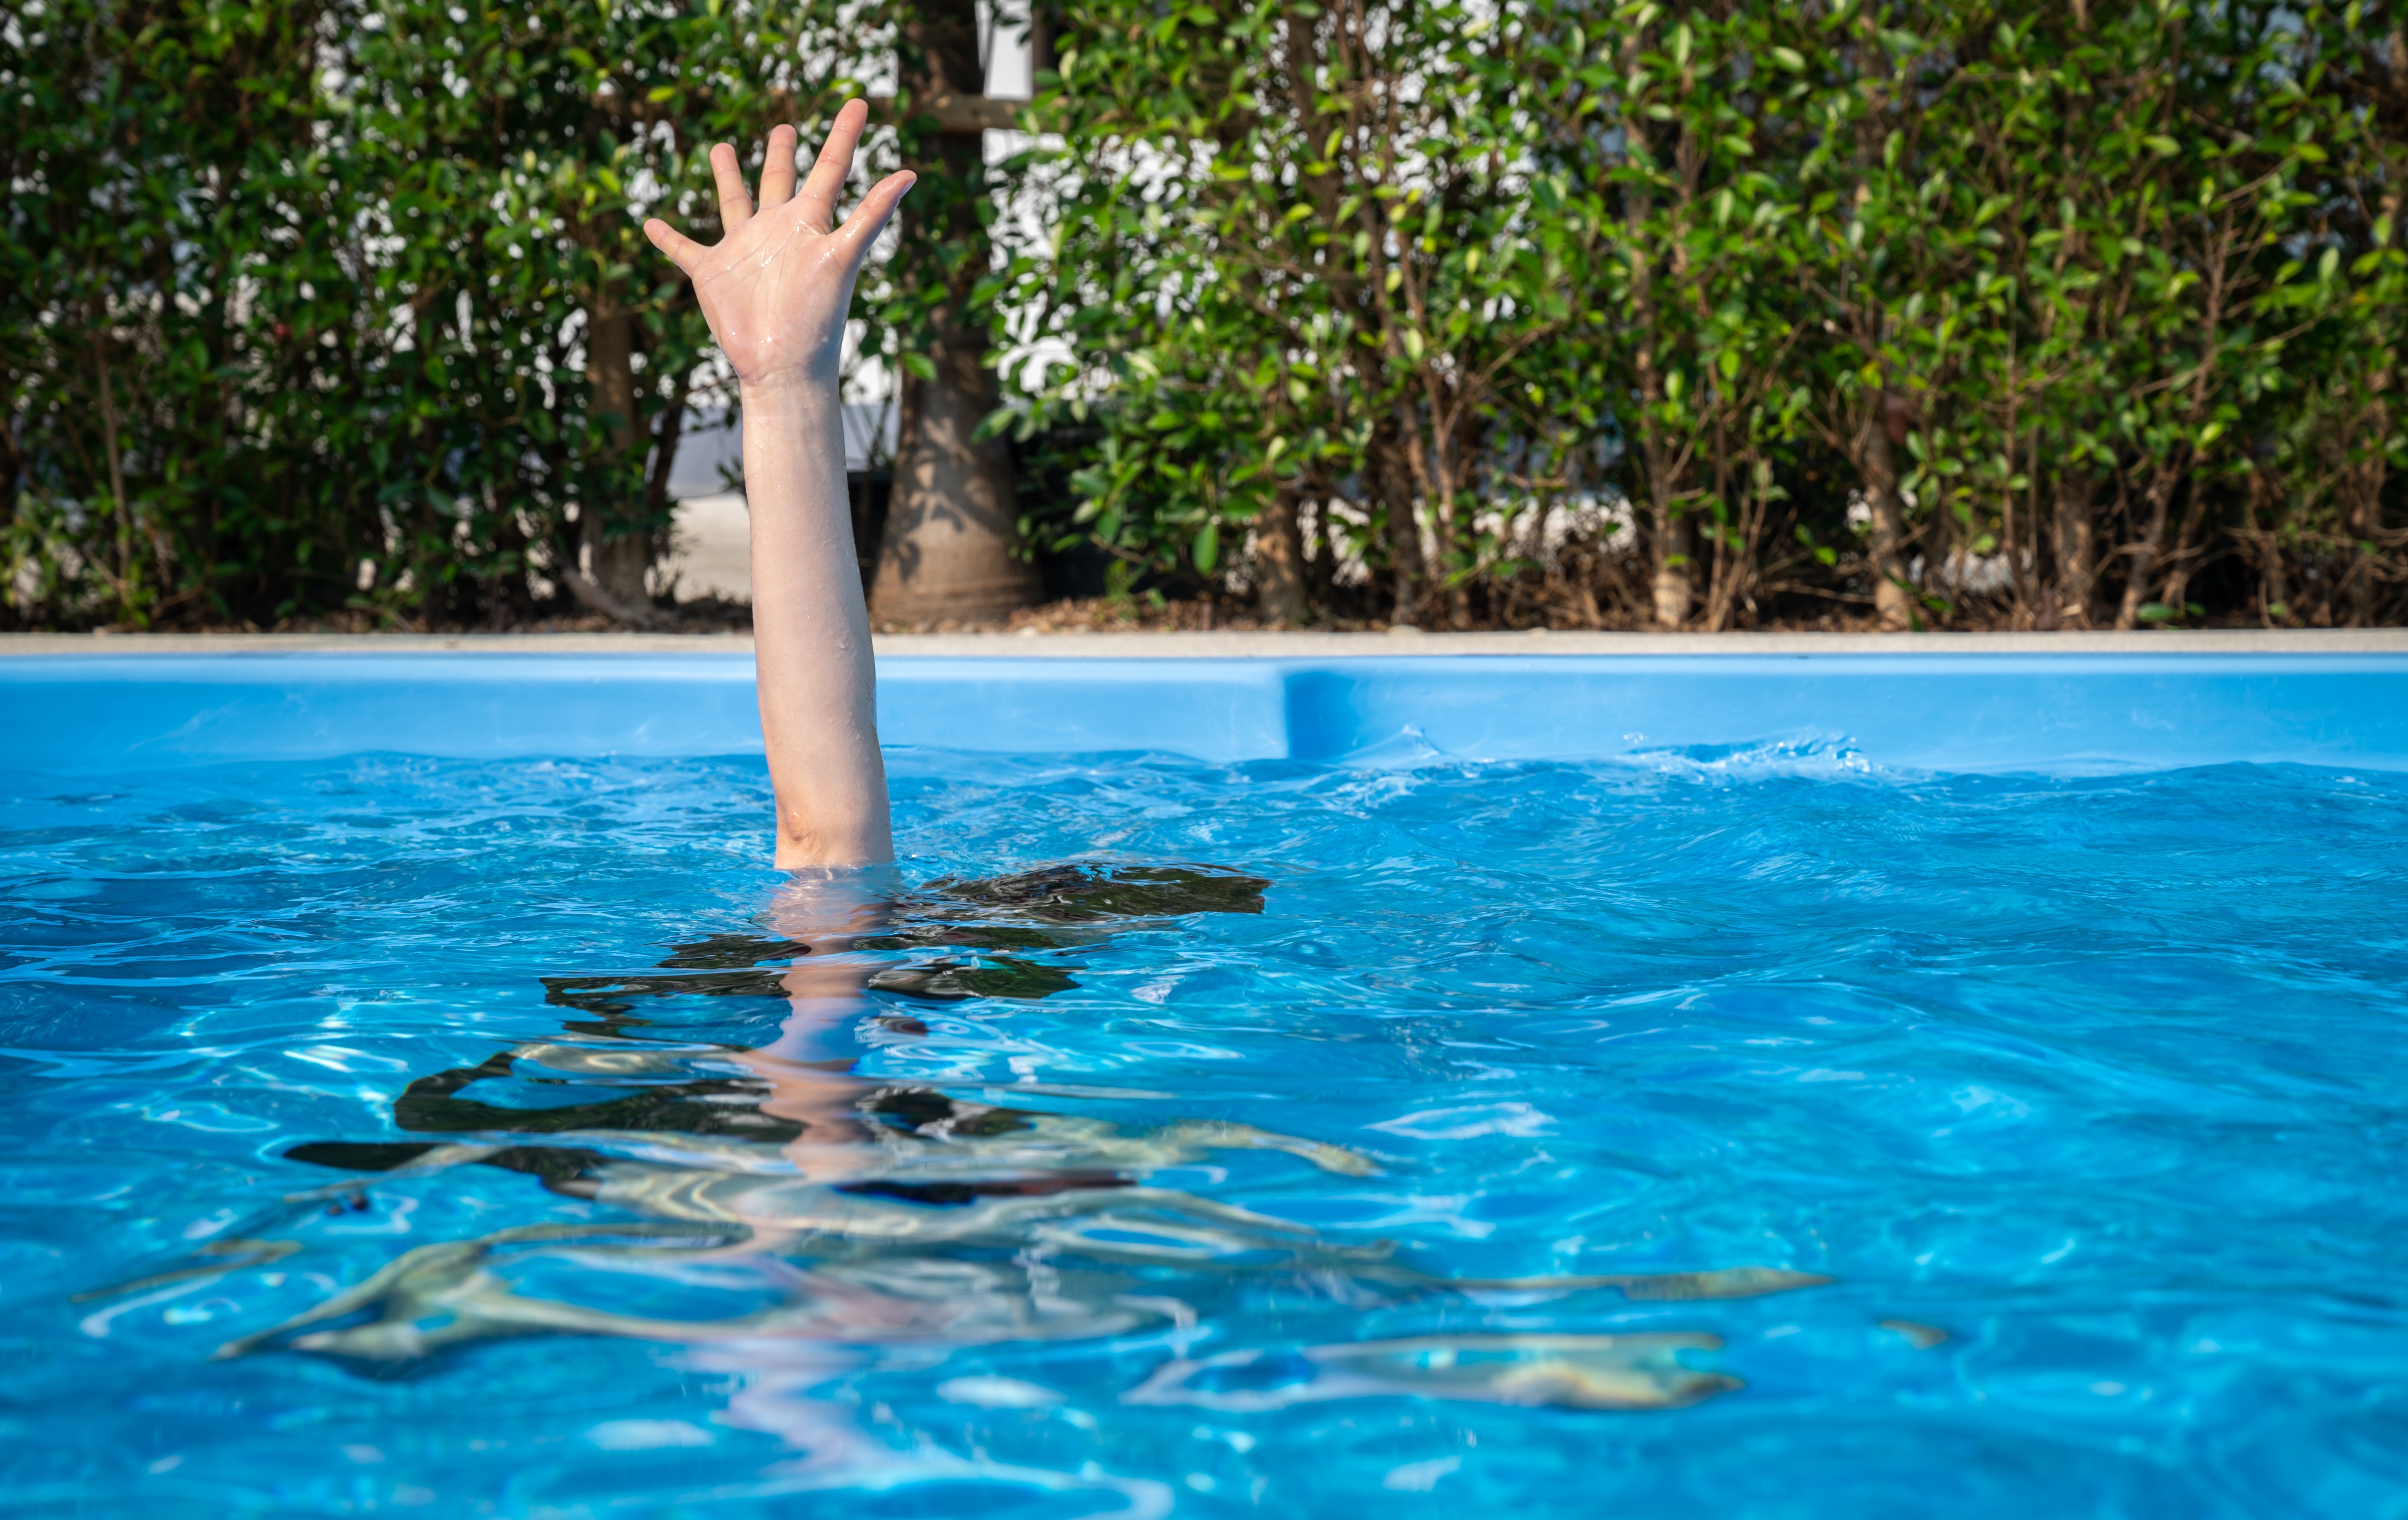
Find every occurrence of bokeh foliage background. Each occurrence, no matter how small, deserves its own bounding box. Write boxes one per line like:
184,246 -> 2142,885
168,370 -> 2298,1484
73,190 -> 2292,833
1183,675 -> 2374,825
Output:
5,0 -> 2404,630
2,0 -> 888,629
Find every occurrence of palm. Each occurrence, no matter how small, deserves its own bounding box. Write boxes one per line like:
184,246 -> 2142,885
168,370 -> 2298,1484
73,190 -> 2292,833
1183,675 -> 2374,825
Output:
645,100 -> 913,390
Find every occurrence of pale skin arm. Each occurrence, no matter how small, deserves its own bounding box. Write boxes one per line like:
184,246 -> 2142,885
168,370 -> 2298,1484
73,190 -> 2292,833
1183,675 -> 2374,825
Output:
645,101 -> 911,869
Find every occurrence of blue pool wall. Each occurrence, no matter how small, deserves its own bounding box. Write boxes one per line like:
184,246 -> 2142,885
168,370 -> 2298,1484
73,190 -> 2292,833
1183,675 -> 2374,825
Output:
3,653 -> 2405,774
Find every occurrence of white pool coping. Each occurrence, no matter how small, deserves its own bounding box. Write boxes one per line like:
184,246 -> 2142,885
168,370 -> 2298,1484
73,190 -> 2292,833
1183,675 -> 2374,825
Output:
3,628 -> 2404,657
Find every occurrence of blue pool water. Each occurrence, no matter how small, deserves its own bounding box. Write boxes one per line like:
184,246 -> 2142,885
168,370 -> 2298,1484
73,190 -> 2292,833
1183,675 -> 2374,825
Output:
4,658 -> 2408,1516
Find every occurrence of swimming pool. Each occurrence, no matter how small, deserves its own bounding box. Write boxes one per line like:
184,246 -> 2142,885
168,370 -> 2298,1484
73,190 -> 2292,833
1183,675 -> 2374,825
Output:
5,649 -> 2406,1517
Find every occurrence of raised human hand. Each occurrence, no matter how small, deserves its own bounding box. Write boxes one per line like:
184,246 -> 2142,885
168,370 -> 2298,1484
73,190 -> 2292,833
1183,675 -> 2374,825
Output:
643,98 -> 914,394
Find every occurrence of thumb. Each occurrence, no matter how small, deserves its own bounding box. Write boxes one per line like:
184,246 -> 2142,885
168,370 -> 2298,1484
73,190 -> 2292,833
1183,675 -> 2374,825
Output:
645,218 -> 706,275
835,172 -> 917,269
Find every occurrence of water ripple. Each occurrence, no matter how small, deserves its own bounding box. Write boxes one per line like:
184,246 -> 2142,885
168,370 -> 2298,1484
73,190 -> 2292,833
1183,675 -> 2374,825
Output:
0,753 -> 2402,1515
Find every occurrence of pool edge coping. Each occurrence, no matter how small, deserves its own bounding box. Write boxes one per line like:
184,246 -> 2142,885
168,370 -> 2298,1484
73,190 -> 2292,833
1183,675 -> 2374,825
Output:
4,628 -> 2406,657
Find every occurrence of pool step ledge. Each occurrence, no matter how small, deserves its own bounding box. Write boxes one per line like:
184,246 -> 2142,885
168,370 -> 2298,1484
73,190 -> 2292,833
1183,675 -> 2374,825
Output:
2,643 -> 2404,775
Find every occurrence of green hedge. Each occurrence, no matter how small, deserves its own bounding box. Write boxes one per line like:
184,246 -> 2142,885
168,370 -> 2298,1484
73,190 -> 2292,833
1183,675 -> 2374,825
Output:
3,0 -> 874,628
7,1 -> 2404,630
1004,0 -> 2407,628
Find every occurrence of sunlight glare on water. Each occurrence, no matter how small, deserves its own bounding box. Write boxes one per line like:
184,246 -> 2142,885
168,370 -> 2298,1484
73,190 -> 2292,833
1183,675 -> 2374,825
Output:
2,743 -> 2405,1517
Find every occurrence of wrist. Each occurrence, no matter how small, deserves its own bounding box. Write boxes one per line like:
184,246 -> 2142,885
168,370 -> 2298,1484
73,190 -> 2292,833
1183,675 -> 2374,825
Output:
738,372 -> 843,419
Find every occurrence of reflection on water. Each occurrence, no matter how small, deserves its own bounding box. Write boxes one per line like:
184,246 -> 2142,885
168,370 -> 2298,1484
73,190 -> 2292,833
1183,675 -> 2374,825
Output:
24,751 -> 2408,1514
1131,1333 -> 1741,1412
921,863 -> 1271,921
76,859 -> 1823,1486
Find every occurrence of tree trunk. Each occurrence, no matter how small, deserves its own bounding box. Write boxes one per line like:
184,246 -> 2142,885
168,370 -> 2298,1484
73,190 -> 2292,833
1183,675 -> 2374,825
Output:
2342,394 -> 2390,626
93,337 -> 135,620
1370,416 -> 1424,625
1255,487 -> 1305,625
2115,466 -> 2178,631
582,303 -> 652,613
2244,465 -> 2290,623
1858,405 -> 1912,630
2052,466 -> 2100,629
1629,245 -> 1691,628
2157,479 -> 2211,625
875,335 -> 1037,622
870,0 -> 1040,624
1651,509 -> 1693,628
1617,21 -> 1688,630
1305,490 -> 1336,607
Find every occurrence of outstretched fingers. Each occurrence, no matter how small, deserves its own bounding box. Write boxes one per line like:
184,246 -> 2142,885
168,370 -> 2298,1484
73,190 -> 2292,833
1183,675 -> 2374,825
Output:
644,218 -> 705,274
757,124 -> 800,208
796,99 -> 872,235
837,170 -> 917,265
710,141 -> 754,229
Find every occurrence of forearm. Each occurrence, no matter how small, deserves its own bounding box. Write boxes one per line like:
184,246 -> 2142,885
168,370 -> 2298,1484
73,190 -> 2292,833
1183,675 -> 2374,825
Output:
742,378 -> 892,867
644,103 -> 910,866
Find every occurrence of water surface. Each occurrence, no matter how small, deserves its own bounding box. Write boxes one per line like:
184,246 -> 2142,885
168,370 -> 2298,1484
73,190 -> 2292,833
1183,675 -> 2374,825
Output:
4,743 -> 2405,1516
